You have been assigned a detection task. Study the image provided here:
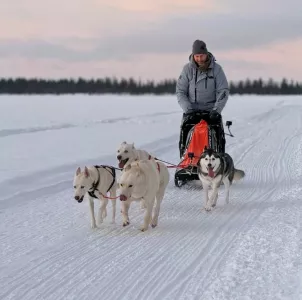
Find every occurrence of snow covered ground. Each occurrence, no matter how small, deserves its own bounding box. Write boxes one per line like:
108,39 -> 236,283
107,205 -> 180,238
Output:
0,94 -> 301,300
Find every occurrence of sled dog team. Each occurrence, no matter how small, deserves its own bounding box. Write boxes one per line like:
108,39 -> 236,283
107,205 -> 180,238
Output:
73,141 -> 245,232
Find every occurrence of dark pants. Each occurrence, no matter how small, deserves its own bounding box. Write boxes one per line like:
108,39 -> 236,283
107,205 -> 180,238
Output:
178,111 -> 226,158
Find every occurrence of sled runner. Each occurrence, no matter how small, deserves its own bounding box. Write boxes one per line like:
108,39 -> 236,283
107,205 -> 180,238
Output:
174,110 -> 233,187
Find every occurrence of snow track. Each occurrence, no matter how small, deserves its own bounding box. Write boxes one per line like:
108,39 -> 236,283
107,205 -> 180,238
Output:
0,134 -> 178,209
0,110 -> 179,138
0,96 -> 302,300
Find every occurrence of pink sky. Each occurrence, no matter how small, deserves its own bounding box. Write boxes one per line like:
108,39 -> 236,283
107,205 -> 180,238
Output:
1,0 -> 301,82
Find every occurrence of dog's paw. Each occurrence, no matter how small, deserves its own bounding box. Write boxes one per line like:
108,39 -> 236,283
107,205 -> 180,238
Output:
151,218 -> 158,228
123,221 -> 130,227
91,222 -> 97,229
204,205 -> 213,212
140,225 -> 149,232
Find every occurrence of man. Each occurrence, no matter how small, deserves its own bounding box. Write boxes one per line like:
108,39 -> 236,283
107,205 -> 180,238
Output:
176,39 -> 229,157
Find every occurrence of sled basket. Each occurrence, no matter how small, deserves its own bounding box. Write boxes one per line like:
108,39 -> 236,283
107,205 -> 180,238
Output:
174,118 -> 221,187
180,119 -> 209,168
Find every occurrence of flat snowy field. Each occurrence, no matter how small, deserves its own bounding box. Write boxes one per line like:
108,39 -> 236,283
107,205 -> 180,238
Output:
0,94 -> 301,300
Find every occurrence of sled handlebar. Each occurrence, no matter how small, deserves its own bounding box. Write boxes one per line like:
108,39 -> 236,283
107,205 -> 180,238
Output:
208,120 -> 234,137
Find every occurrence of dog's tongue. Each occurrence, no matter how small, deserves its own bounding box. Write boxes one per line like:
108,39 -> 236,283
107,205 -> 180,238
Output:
118,161 -> 124,168
208,167 -> 215,178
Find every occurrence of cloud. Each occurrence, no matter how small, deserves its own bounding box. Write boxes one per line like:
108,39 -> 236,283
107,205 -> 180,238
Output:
0,38 -> 143,62
112,10 -> 302,55
0,0 -> 301,81
215,0 -> 301,15
0,39 -> 91,61
0,1 -> 146,39
106,0 -> 216,13
0,1 -> 301,63
0,0 -> 215,39
216,38 -> 302,81
1,39 -> 302,82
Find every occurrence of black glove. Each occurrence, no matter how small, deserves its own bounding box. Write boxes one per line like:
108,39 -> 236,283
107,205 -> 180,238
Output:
209,110 -> 221,122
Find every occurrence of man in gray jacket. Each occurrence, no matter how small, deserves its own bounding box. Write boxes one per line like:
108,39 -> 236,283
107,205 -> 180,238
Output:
176,39 -> 229,157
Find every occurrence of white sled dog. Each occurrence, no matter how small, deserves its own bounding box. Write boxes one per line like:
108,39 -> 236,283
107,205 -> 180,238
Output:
116,141 -> 155,169
116,141 -> 157,210
197,147 -> 245,211
73,165 -> 117,228
118,159 -> 170,232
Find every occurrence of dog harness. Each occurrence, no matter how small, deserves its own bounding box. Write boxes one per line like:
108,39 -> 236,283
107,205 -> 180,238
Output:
88,165 -> 116,199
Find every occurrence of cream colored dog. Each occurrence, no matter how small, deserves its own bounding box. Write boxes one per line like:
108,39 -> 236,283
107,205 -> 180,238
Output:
116,141 -> 155,169
73,165 -> 117,228
118,159 -> 170,231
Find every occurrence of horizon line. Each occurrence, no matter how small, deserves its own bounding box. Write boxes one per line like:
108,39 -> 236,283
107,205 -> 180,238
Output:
0,76 -> 301,84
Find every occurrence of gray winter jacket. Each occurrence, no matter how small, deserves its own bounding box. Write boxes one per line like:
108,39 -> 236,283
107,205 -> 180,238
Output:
176,53 -> 229,114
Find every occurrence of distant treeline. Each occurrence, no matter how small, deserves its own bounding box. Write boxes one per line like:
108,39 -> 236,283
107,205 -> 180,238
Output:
0,77 -> 301,95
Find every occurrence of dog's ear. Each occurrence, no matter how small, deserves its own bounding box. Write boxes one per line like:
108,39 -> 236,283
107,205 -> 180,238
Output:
135,162 -> 141,176
122,141 -> 127,144
76,167 -> 81,175
84,166 -> 90,177
204,145 -> 208,151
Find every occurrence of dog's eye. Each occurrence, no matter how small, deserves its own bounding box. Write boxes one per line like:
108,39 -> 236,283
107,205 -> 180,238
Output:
81,186 -> 84,189
117,150 -> 120,153
129,184 -> 133,188
73,185 -> 76,188
124,150 -> 128,153
120,183 -> 123,187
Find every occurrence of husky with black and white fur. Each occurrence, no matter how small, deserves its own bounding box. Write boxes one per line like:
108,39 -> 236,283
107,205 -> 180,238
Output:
197,147 -> 245,211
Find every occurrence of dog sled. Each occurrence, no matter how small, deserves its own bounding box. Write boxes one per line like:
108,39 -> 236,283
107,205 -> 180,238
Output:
174,110 -> 234,187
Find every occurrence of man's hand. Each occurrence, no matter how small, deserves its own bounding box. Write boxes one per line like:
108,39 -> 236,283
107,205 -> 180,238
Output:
209,110 -> 221,122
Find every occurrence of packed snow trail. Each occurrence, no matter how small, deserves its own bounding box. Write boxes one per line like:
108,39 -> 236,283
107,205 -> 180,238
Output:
0,95 -> 301,300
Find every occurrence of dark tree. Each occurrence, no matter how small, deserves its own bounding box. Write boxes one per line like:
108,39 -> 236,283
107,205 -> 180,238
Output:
0,77 -> 301,95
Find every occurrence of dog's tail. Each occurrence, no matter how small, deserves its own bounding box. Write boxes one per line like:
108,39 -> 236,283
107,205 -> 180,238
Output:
234,168 -> 245,181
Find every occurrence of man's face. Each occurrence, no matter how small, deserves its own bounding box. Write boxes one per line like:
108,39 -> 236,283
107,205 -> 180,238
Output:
193,54 -> 208,65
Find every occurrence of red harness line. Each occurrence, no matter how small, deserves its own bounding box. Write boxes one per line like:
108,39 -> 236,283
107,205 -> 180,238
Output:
100,193 -> 120,200
148,155 -> 161,172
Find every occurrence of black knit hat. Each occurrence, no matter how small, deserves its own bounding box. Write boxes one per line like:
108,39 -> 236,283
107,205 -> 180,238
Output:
192,40 -> 208,54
